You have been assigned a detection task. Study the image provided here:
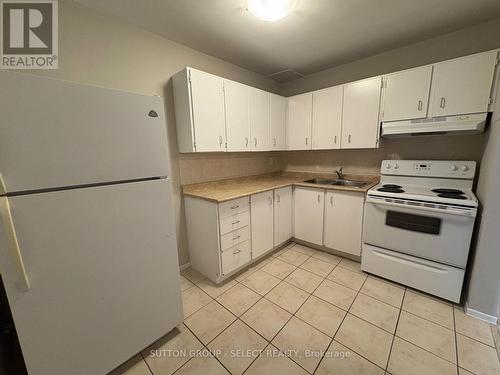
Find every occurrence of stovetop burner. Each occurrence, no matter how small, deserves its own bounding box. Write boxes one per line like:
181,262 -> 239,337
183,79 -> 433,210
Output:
377,186 -> 405,193
437,193 -> 468,200
432,188 -> 465,195
382,184 -> 402,189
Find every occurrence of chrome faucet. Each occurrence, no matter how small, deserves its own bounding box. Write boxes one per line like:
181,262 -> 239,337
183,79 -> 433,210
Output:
335,167 -> 344,180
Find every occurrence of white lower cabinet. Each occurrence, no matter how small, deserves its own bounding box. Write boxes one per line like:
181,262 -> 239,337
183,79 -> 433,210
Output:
293,187 -> 324,245
274,186 -> 292,246
251,190 -> 275,258
324,191 -> 365,256
221,241 -> 251,276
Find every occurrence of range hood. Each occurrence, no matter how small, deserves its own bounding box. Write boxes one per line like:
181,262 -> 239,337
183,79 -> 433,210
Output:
381,113 -> 488,137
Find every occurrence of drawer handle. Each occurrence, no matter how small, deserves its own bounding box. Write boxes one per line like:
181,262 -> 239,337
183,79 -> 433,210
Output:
276,194 -> 281,203
232,235 -> 241,240
417,100 -> 423,111
440,97 -> 446,108
230,205 -> 239,209
233,249 -> 241,254
232,220 -> 240,225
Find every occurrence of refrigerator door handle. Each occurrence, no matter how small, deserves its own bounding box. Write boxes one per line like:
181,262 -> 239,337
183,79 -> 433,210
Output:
0,197 -> 30,291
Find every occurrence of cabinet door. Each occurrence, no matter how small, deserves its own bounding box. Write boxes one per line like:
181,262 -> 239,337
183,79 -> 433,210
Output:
293,187 -> 324,245
270,94 -> 287,150
189,69 -> 226,152
429,51 -> 498,117
342,76 -> 382,149
312,86 -> 343,149
251,190 -> 274,258
287,93 -> 313,150
224,80 -> 250,151
381,66 -> 432,122
274,186 -> 292,246
249,88 -> 270,151
324,191 -> 364,256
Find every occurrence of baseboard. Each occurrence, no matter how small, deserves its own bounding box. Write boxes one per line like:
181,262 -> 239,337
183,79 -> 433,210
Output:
465,302 -> 498,324
179,262 -> 191,271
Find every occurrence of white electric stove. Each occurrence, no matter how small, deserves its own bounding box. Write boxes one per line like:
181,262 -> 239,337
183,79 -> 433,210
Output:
361,160 -> 479,303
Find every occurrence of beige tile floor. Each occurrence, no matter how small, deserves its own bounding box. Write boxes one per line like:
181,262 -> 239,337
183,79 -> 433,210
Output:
111,242 -> 500,375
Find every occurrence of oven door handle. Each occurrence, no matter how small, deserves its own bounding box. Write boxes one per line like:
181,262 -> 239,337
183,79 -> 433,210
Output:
366,197 -> 476,217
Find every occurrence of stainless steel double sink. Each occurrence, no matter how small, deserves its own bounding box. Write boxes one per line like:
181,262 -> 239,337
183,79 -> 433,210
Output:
303,178 -> 368,188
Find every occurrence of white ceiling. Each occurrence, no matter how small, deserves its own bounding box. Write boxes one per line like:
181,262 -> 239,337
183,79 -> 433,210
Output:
76,0 -> 500,81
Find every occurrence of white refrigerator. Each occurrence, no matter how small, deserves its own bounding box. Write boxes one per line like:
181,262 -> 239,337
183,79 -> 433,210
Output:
0,72 -> 183,375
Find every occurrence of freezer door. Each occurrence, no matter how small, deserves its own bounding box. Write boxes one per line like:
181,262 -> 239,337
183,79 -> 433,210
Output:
0,179 -> 183,375
0,72 -> 169,193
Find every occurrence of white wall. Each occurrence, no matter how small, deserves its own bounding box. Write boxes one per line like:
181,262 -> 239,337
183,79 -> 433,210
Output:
466,75 -> 500,319
27,0 -> 280,265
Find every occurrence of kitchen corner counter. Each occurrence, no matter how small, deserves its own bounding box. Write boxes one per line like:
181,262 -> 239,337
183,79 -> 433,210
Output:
182,172 -> 379,202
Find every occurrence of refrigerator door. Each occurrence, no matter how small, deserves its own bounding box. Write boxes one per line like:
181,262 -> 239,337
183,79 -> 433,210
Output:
0,72 -> 169,194
0,179 -> 183,375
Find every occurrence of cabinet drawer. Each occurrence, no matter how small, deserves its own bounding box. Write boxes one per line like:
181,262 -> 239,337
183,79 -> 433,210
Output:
220,226 -> 249,251
219,211 -> 250,235
219,196 -> 249,218
221,241 -> 251,276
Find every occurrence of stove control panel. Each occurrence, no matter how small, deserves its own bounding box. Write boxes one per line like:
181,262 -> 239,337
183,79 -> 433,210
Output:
381,160 -> 476,179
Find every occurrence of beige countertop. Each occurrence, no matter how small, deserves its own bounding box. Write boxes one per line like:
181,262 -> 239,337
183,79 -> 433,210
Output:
182,172 -> 379,203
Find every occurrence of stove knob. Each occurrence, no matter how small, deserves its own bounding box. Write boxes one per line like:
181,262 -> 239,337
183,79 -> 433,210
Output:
451,165 -> 458,171
386,163 -> 392,169
394,164 -> 399,169
461,165 -> 469,172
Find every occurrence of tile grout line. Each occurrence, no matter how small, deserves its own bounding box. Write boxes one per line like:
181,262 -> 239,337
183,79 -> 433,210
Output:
312,269 -> 391,374
453,307 -> 460,375
384,287 -> 406,372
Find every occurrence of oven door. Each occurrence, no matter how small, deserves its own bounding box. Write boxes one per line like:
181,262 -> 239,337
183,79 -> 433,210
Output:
363,196 -> 476,267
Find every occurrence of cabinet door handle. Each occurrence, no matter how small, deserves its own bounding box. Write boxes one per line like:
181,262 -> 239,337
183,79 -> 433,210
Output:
317,194 -> 321,203
273,138 -> 276,146
254,137 -> 257,147
305,137 -> 308,145
245,137 -> 248,147
268,196 -> 273,205
232,220 -> 240,225
330,196 -> 333,205
440,97 -> 446,108
418,100 -> 423,111
219,135 -> 223,146
334,135 -> 337,144
276,194 -> 281,203
230,205 -> 239,209
348,134 -> 352,143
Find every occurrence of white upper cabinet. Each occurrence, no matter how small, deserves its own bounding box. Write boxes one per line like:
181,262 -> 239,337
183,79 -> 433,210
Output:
287,93 -> 313,150
381,66 -> 433,122
293,187 -> 324,245
342,76 -> 382,149
274,186 -> 292,246
312,86 -> 343,149
224,80 -> 250,151
251,190 -> 274,258
249,88 -> 270,151
429,51 -> 498,117
324,191 -> 364,256
173,68 -> 226,153
270,94 -> 287,150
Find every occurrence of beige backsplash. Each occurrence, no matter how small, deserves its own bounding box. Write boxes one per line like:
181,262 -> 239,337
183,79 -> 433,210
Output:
178,134 -> 487,185
179,151 -> 284,185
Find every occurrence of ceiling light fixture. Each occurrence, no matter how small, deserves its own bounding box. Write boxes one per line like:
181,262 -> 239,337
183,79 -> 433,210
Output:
247,0 -> 298,21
